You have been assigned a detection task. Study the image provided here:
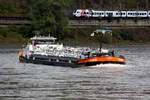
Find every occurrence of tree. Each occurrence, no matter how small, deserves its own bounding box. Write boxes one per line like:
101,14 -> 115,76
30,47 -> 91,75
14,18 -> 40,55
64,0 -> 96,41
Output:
0,0 -> 18,16
30,0 -> 69,40
107,13 -> 113,22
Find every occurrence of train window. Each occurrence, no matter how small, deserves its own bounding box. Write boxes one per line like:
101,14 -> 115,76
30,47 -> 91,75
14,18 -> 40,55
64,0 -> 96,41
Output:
73,10 -> 76,13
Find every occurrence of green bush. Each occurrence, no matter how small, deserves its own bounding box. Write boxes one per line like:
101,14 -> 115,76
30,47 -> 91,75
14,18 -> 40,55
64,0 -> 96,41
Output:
0,26 -> 25,44
120,29 -> 135,41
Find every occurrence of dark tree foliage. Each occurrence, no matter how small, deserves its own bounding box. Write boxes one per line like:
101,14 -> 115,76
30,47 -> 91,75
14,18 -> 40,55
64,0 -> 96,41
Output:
69,0 -> 150,10
30,0 -> 69,40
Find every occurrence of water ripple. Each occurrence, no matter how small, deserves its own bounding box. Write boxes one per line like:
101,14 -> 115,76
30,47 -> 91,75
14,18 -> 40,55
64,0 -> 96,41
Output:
0,46 -> 150,100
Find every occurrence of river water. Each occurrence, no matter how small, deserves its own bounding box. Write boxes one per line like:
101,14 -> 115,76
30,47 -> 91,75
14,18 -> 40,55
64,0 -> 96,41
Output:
0,45 -> 150,100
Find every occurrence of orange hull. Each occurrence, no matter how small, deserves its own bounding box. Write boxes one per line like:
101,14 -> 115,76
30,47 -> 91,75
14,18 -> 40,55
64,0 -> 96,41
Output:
78,57 -> 126,66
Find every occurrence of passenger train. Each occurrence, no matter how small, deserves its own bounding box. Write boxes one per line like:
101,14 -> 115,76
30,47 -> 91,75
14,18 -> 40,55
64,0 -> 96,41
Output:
73,9 -> 150,18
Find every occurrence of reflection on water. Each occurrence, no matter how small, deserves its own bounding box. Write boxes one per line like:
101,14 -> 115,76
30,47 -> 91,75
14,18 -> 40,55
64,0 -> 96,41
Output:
0,46 -> 150,100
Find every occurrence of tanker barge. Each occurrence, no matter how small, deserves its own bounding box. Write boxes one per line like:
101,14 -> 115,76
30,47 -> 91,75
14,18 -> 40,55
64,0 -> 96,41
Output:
19,36 -> 80,67
19,32 -> 126,67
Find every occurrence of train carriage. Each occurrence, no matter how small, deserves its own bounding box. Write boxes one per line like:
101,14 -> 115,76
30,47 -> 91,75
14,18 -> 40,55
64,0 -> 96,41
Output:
73,9 -> 91,18
104,11 -> 114,17
113,11 -> 126,17
91,10 -> 105,17
127,11 -> 147,17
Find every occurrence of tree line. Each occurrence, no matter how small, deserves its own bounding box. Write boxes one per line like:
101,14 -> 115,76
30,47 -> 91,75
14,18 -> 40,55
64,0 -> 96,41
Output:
0,0 -> 150,45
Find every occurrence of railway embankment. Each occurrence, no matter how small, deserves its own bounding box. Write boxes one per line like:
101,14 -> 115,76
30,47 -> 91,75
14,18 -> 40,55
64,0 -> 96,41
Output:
0,17 -> 150,28
70,19 -> 150,28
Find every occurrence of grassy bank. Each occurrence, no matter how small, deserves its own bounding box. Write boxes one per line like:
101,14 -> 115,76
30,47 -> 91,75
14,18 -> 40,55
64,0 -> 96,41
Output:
61,27 -> 150,46
0,26 -> 28,48
0,26 -> 150,47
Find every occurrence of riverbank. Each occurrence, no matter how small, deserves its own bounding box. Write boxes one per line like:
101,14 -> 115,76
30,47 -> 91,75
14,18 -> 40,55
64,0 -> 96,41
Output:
1,39 -> 150,49
1,26 -> 150,48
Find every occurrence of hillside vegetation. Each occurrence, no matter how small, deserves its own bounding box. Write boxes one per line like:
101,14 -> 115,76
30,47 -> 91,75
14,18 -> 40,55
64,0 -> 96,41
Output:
0,0 -> 150,16
0,0 -> 150,46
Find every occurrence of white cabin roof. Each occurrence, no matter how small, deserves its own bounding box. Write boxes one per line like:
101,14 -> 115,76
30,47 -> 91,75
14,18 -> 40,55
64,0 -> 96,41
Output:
31,36 -> 57,41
